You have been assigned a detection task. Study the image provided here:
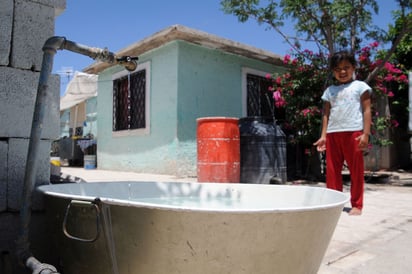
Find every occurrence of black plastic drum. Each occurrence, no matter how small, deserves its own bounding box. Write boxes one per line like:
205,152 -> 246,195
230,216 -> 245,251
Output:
239,117 -> 287,184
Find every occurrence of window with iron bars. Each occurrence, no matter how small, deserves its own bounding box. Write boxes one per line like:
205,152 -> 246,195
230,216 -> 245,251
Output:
113,69 -> 146,131
246,73 -> 285,121
246,73 -> 273,117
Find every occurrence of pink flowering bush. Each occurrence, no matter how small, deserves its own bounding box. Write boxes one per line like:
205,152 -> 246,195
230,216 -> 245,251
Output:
267,44 -> 409,147
267,50 -> 329,145
357,42 -> 409,146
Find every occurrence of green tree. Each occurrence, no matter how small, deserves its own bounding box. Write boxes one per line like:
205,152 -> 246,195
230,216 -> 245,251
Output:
221,0 -> 411,80
386,11 -> 412,70
381,7 -> 412,134
222,0 -> 411,151
221,0 -> 380,53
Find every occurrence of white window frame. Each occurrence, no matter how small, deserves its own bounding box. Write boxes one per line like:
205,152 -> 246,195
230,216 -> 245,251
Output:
111,61 -> 151,137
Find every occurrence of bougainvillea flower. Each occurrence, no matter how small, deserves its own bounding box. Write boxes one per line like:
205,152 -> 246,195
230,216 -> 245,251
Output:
302,108 -> 311,117
273,90 -> 282,101
283,54 -> 291,64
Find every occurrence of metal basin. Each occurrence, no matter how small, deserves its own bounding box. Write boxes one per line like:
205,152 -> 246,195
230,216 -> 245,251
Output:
37,181 -> 348,274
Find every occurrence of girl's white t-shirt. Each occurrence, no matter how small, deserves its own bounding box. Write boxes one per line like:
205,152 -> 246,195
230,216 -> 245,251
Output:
321,80 -> 372,133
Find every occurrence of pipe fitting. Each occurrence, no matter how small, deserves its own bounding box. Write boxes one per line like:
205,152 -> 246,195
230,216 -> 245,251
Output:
116,56 -> 138,71
42,36 -> 66,53
26,257 -> 59,274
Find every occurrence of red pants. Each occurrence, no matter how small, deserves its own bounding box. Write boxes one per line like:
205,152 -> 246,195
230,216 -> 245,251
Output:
326,131 -> 364,209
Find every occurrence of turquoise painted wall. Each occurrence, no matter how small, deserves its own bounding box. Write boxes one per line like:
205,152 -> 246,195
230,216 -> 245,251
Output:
96,40 -> 284,176
176,42 -> 278,141
60,109 -> 70,138
97,42 -> 179,174
84,97 -> 97,137
59,97 -> 97,138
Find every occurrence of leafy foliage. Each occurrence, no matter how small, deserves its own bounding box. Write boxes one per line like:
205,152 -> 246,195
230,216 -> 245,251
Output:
222,0 -> 411,149
221,0 -> 382,53
267,43 -> 409,148
386,11 -> 412,70
357,43 -> 409,147
267,50 -> 328,145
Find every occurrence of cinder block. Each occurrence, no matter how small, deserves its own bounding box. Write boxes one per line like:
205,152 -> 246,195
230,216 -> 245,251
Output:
11,0 -> 55,71
7,138 -> 50,211
0,0 -> 13,66
0,0 -> 66,67
0,67 -> 60,139
0,213 -> 19,253
0,141 -> 7,212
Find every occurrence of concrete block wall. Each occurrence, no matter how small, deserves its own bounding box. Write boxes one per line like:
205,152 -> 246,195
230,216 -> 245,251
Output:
0,0 -> 65,273
0,0 -> 13,66
0,67 -> 59,138
6,139 -> 52,211
0,141 -> 7,212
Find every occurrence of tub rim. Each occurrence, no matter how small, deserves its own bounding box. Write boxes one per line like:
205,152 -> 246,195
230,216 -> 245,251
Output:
37,181 -> 349,213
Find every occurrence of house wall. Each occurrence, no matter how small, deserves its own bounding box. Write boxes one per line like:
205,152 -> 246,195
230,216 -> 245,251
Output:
60,97 -> 97,138
84,97 -> 98,137
69,101 -> 86,132
60,109 -> 70,137
175,42 -> 282,176
97,41 -> 179,174
97,40 -> 283,177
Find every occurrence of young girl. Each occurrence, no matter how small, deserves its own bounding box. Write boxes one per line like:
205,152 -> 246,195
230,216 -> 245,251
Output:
314,51 -> 372,216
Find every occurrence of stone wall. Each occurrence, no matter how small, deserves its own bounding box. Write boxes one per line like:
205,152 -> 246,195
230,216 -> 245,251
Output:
0,0 -> 65,273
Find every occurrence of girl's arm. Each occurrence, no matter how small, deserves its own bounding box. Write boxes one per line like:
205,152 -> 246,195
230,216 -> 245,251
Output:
313,101 -> 330,151
357,91 -> 372,149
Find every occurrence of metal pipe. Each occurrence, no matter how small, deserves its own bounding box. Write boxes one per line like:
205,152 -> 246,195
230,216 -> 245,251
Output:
49,36 -> 138,71
25,257 -> 58,274
16,42 -> 57,265
16,36 -> 138,273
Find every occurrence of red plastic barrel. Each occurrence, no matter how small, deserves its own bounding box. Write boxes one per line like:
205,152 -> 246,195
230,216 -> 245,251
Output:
197,117 -> 240,183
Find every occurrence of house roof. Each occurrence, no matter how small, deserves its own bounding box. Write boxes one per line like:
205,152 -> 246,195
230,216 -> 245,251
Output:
84,24 -> 284,74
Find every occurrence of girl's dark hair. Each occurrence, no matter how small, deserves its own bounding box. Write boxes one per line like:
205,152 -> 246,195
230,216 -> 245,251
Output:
329,51 -> 357,70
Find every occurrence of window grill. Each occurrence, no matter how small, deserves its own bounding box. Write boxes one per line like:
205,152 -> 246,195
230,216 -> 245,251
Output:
113,70 -> 146,131
246,74 -> 273,117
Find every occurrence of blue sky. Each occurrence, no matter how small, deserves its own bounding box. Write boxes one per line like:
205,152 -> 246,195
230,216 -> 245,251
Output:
54,0 -> 396,94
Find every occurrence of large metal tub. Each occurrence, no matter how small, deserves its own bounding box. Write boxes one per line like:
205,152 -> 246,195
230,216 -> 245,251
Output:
37,182 -> 348,274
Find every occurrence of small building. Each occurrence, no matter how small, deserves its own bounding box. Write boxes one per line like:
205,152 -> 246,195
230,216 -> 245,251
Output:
60,71 -> 98,138
84,25 -> 286,177
58,72 -> 98,165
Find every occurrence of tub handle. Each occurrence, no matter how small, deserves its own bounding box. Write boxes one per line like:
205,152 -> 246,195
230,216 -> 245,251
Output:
63,199 -> 101,243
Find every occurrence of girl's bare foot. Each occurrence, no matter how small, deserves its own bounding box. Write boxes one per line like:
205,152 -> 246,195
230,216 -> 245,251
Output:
348,207 -> 362,216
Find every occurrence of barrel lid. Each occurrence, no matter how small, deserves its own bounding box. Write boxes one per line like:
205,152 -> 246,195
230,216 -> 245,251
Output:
197,117 -> 239,123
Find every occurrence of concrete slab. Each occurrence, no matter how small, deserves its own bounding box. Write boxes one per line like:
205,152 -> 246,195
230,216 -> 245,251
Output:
319,185 -> 412,274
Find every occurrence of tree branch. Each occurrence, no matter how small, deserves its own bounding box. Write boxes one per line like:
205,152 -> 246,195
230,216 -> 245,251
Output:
365,16 -> 411,83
